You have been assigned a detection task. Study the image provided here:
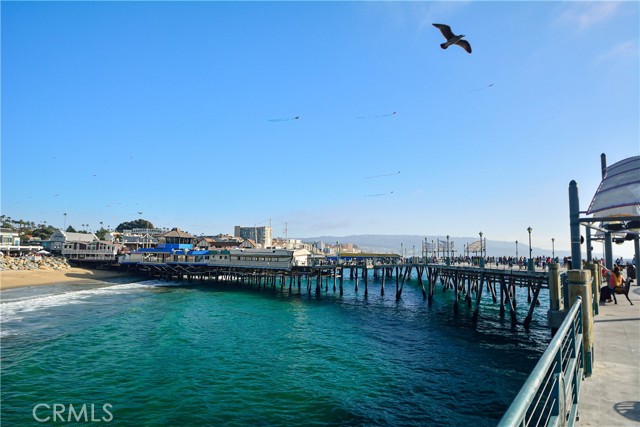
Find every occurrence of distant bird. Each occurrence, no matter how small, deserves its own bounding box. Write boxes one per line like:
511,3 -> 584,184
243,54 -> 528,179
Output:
433,23 -> 472,54
365,191 -> 394,197
365,170 -> 401,179
269,116 -> 300,122
356,111 -> 397,119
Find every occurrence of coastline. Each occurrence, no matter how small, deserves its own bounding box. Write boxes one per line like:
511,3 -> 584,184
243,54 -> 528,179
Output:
0,267 -> 134,290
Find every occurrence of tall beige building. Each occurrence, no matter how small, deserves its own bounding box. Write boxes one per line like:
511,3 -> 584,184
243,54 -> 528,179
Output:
234,225 -> 272,248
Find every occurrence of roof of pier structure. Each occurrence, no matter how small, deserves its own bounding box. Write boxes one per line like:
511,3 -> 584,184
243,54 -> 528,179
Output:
583,155 -> 640,247
161,228 -> 196,239
587,155 -> 640,218
466,241 -> 482,252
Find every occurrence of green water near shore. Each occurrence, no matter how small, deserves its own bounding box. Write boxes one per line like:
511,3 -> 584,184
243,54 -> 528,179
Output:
1,276 -> 549,426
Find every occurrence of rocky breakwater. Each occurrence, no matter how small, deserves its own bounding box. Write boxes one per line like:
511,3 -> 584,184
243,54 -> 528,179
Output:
0,255 -> 71,271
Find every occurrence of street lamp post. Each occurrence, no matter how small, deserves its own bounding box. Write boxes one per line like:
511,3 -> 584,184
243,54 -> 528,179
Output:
63,213 -> 67,230
479,231 -> 484,267
552,238 -> 555,260
446,235 -> 450,266
527,226 -> 533,271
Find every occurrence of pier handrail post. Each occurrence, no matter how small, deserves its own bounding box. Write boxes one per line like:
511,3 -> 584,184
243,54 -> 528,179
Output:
584,262 -> 600,316
547,263 -> 564,335
568,269 -> 594,377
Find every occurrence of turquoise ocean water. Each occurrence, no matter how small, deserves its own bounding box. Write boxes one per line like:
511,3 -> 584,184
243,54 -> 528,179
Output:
1,273 -> 550,426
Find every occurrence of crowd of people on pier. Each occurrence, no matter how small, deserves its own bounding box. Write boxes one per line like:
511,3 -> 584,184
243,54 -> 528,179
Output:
427,255 -> 559,270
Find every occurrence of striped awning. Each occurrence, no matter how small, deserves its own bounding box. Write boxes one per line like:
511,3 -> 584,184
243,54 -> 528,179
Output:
587,156 -> 640,217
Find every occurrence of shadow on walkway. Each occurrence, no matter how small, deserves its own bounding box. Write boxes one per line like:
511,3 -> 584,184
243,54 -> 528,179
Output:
613,401 -> 640,423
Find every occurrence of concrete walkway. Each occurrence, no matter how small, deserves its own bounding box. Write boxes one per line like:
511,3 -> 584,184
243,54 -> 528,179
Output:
575,284 -> 640,426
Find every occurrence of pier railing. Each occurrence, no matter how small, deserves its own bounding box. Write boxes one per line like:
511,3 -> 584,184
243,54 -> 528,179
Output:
498,296 -> 584,427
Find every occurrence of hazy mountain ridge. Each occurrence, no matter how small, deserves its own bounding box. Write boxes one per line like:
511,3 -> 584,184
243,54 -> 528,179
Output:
299,234 -> 570,258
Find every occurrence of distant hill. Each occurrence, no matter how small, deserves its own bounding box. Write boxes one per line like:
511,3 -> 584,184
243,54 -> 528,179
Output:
299,234 -> 570,258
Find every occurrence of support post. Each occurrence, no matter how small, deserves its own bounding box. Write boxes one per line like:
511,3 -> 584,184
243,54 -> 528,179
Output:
635,236 -> 640,287
417,266 -> 426,300
547,263 -> 564,335
364,266 -> 368,297
354,270 -> 359,293
568,269 -> 594,377
604,231 -> 613,270
316,272 -> 321,294
584,262 -> 600,316
569,180 -> 582,270
586,227 -> 592,263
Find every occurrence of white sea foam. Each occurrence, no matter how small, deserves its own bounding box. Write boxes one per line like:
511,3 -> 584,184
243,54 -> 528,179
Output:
0,280 -> 181,324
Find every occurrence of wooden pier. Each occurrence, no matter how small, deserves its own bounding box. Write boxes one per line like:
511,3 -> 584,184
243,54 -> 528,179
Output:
104,259 -> 550,329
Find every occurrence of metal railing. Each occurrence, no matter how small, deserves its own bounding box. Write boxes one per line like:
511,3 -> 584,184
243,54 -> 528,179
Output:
498,296 -> 584,427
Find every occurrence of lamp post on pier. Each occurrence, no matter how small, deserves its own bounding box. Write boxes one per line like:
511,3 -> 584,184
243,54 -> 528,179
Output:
527,226 -> 533,271
479,231 -> 484,267
423,237 -> 427,261
552,238 -> 555,260
446,235 -> 450,266
515,240 -> 518,259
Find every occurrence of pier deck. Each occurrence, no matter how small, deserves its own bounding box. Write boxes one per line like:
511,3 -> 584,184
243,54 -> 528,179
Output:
575,285 -> 640,426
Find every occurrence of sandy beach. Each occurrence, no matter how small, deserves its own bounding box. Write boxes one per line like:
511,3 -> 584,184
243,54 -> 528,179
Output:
0,268 -> 134,290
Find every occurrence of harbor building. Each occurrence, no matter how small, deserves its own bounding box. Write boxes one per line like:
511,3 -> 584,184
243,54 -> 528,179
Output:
0,228 -> 43,255
48,229 -> 98,254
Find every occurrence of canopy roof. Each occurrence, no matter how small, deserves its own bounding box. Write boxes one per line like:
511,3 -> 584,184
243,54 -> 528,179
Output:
587,156 -> 640,217
466,241 -> 482,252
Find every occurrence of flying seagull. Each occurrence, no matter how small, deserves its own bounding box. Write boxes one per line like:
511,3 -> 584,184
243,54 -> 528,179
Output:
356,111 -> 397,119
269,116 -> 300,122
433,23 -> 472,54
365,191 -> 395,197
365,170 -> 401,179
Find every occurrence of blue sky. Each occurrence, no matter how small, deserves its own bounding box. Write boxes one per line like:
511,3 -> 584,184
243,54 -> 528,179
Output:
2,1 -> 638,256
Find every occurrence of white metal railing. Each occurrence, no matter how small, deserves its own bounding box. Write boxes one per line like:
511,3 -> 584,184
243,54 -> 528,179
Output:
498,296 -> 584,427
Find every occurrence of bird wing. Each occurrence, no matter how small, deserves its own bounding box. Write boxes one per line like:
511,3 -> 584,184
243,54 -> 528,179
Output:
432,23 -> 454,39
455,40 -> 472,54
